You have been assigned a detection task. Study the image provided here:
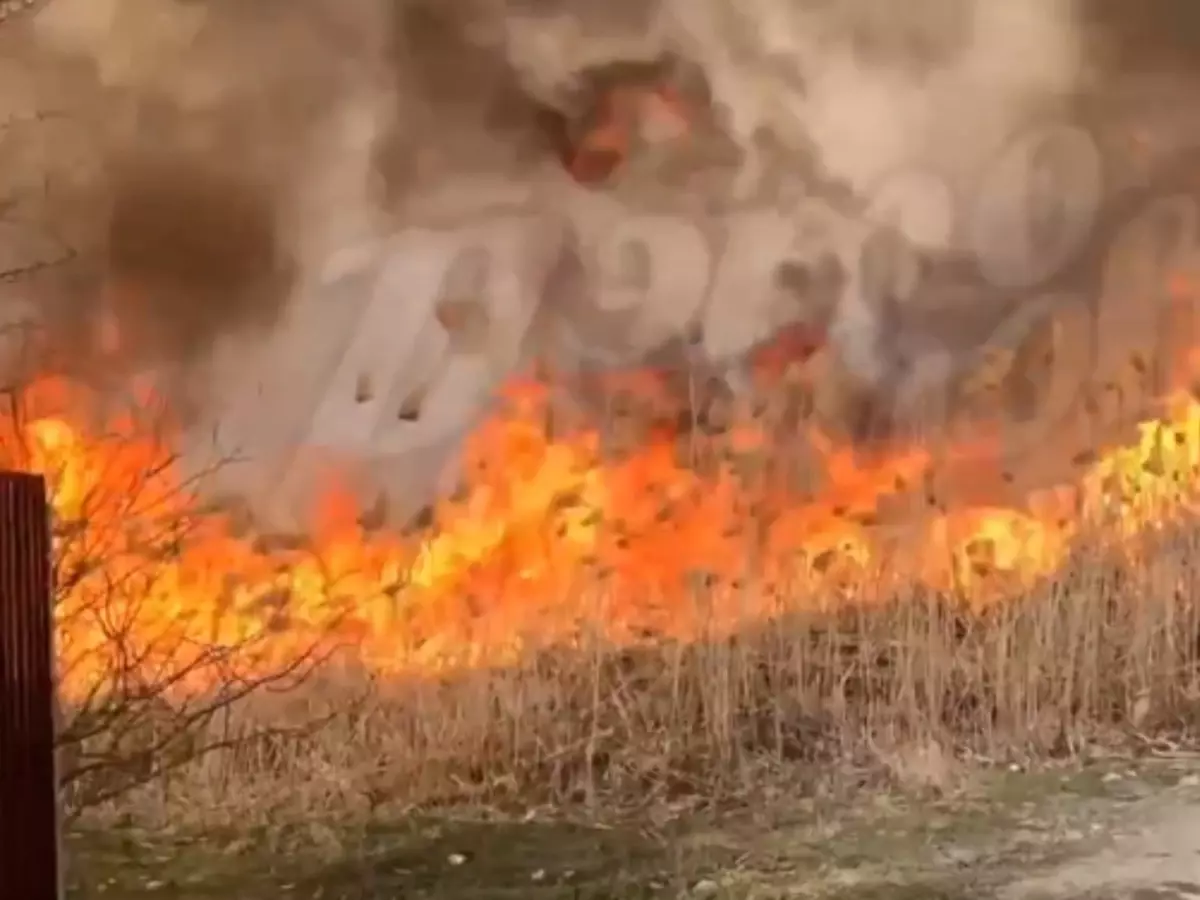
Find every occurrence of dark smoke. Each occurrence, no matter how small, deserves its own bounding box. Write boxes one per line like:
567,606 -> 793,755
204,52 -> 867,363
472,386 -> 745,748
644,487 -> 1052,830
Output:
1080,0 -> 1200,76
102,150 -> 295,369
374,0 -> 570,201
9,0 -> 1200,528
21,0 -> 1200,374
8,0 -> 589,392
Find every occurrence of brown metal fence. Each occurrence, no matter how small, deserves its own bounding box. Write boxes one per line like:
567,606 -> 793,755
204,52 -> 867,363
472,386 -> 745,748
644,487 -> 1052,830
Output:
0,471 -> 60,900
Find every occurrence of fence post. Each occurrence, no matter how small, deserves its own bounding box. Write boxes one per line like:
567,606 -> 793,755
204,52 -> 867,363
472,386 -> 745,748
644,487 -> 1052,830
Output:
0,471 -> 61,900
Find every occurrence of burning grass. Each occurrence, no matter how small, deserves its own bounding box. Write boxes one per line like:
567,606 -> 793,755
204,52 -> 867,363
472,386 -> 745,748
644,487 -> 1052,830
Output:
103,532 -> 1200,834
6,361 -> 1200,834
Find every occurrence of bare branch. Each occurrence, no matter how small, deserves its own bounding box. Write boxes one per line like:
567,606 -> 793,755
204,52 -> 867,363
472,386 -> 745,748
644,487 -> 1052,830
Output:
0,371 -> 350,818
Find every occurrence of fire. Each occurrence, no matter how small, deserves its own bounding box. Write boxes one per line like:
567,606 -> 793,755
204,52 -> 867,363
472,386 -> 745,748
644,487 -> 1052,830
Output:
565,75 -> 694,184
4,337 -> 1200,700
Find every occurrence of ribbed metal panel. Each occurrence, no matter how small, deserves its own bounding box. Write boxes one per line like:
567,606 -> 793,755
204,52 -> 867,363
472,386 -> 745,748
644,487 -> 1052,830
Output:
0,471 -> 60,900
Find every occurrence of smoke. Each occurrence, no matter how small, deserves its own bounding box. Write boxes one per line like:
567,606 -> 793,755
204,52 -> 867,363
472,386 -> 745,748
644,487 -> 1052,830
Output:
1077,0 -> 1200,77
17,0 -> 1088,369
783,1 -> 1082,209
11,0 -> 1200,524
485,0 -> 1090,446
99,152 -> 292,365
677,0 -> 1085,419
491,0 -> 1083,219
6,0 -> 380,397
704,0 -> 1087,445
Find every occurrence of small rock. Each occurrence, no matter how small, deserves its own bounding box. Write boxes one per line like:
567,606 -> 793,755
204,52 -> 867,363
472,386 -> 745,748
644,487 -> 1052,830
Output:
1179,774 -> 1200,787
447,853 -> 467,866
692,878 -> 720,898
1102,771 -> 1123,782
531,869 -> 546,882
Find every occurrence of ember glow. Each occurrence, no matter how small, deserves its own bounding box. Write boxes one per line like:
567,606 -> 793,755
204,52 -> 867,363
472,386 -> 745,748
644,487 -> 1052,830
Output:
5,327 -> 1200,700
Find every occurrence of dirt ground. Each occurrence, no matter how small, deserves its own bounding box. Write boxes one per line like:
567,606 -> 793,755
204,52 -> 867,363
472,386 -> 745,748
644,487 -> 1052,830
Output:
63,757 -> 1200,899
1001,787 -> 1200,900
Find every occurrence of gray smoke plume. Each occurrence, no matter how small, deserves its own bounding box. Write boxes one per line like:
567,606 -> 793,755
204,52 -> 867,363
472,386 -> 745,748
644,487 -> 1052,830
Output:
7,0 -> 1200,526
18,0 -> 1083,355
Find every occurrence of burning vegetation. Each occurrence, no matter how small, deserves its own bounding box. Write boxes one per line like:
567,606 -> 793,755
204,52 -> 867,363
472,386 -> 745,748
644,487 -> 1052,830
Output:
12,0 -> 1200,837
7,288 -> 1200,693
11,295 -> 1200,824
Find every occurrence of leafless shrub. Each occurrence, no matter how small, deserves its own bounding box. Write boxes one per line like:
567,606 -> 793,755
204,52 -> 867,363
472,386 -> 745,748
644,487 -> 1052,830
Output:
0,371 -> 347,823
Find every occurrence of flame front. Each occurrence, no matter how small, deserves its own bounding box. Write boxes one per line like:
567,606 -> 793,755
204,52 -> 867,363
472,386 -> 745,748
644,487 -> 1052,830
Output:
5,336 -> 1200,699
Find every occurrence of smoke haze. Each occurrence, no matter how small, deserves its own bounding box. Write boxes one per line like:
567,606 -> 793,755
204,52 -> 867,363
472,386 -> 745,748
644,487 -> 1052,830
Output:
12,0 -> 1089,367
5,0 -> 1200,525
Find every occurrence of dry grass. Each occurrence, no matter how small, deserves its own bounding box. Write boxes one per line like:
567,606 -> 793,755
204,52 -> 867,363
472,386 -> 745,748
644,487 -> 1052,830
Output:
78,510 -> 1200,836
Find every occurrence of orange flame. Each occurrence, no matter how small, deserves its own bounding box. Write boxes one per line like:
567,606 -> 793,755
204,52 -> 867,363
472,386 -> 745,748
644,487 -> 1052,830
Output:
5,320 -> 1200,700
